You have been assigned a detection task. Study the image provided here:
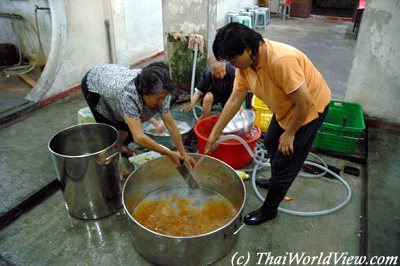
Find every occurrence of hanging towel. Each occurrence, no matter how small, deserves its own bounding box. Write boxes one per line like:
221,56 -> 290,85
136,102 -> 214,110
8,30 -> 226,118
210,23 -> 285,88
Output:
188,34 -> 204,54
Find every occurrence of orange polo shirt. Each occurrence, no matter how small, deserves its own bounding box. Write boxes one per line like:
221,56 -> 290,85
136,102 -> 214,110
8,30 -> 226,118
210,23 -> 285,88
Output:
234,38 -> 331,129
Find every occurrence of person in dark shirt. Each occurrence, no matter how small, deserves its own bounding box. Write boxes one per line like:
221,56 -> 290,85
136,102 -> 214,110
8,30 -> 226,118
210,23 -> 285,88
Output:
183,55 -> 236,118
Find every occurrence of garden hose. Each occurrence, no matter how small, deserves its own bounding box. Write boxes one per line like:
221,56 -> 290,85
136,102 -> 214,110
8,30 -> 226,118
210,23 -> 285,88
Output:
3,7 -> 46,76
215,134 -> 352,216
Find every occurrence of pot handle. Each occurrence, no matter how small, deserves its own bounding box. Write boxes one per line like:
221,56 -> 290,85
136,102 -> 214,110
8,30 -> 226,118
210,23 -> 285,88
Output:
104,151 -> 119,165
233,223 -> 246,235
224,223 -> 246,239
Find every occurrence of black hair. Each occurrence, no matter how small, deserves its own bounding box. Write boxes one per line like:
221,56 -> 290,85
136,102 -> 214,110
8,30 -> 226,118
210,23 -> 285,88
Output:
134,62 -> 175,95
213,22 -> 264,61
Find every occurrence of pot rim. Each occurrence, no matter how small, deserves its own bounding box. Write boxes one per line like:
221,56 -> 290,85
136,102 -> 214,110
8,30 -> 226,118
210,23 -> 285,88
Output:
222,109 -> 255,134
144,127 -> 192,137
48,123 -> 119,158
122,155 -> 246,239
142,110 -> 195,137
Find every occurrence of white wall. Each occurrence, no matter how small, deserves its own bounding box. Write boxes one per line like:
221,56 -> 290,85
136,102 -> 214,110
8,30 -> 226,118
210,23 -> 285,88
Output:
58,0 -> 109,84
113,0 -> 163,66
163,0 -> 208,37
4,0 -> 263,102
28,0 -> 110,101
345,0 -> 400,123
23,0 -> 163,101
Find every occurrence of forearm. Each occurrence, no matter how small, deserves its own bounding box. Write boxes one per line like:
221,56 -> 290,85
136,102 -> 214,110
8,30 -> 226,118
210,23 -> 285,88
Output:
161,113 -> 187,155
285,104 -> 309,135
170,127 -> 186,154
125,116 -> 173,157
148,117 -> 160,126
190,90 -> 202,107
285,83 -> 313,135
134,132 -> 174,155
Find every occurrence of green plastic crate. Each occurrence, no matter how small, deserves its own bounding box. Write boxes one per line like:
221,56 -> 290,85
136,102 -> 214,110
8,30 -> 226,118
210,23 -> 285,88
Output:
314,100 -> 365,154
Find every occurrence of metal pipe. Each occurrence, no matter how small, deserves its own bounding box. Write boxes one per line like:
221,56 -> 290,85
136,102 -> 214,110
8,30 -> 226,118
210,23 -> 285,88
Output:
0,13 -> 23,19
34,5 -> 50,11
104,19 -> 113,63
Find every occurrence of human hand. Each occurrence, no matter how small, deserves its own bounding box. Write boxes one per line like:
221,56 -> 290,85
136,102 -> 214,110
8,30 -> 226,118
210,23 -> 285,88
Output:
278,131 -> 295,156
167,150 -> 184,166
182,153 -> 196,169
182,105 -> 193,112
154,122 -> 165,134
204,134 -> 218,155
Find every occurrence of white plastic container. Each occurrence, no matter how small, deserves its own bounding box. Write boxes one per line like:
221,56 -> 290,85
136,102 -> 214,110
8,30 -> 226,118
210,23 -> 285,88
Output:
77,107 -> 96,124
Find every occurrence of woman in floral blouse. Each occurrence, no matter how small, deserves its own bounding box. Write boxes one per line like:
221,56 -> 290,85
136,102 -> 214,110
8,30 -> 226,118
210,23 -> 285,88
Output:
81,62 -> 195,168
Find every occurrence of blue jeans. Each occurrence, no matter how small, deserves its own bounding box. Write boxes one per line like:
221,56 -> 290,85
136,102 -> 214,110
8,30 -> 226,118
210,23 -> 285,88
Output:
264,105 -> 329,190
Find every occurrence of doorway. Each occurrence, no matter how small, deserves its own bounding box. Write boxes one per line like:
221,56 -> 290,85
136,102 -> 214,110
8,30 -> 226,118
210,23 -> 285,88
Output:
312,0 -> 357,17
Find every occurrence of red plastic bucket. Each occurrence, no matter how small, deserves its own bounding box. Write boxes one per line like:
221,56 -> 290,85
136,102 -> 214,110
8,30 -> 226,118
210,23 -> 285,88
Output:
194,116 -> 261,169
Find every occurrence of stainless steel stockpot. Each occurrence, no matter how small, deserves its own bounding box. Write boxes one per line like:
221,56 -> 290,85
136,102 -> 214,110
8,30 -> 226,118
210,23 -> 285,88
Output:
122,154 -> 246,266
48,123 -> 121,219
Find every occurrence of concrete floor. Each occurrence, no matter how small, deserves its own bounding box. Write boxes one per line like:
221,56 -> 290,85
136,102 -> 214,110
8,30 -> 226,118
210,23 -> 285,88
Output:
0,68 -> 38,124
1,17 -> 399,265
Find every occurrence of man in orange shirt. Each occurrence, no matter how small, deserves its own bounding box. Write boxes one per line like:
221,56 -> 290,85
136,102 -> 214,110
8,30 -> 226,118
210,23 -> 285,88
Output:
206,22 -> 331,225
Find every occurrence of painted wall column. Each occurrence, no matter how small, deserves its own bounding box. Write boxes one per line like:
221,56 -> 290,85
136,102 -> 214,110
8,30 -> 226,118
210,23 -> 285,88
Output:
26,0 -> 67,102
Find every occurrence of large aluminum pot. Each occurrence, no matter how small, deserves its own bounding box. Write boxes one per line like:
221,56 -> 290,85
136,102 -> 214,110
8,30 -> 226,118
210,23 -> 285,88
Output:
122,154 -> 246,266
48,123 -> 121,219
141,110 -> 196,149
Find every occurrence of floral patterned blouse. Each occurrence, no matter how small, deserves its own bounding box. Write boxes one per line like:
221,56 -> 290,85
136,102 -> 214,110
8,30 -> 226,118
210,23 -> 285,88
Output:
86,64 -> 170,122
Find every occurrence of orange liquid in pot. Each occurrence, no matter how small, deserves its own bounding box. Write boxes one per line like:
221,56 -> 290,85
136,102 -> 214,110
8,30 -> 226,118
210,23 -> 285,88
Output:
131,192 -> 237,237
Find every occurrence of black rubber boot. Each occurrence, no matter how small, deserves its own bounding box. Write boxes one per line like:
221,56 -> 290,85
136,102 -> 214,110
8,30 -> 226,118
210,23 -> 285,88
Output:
255,178 -> 271,189
244,184 -> 288,225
